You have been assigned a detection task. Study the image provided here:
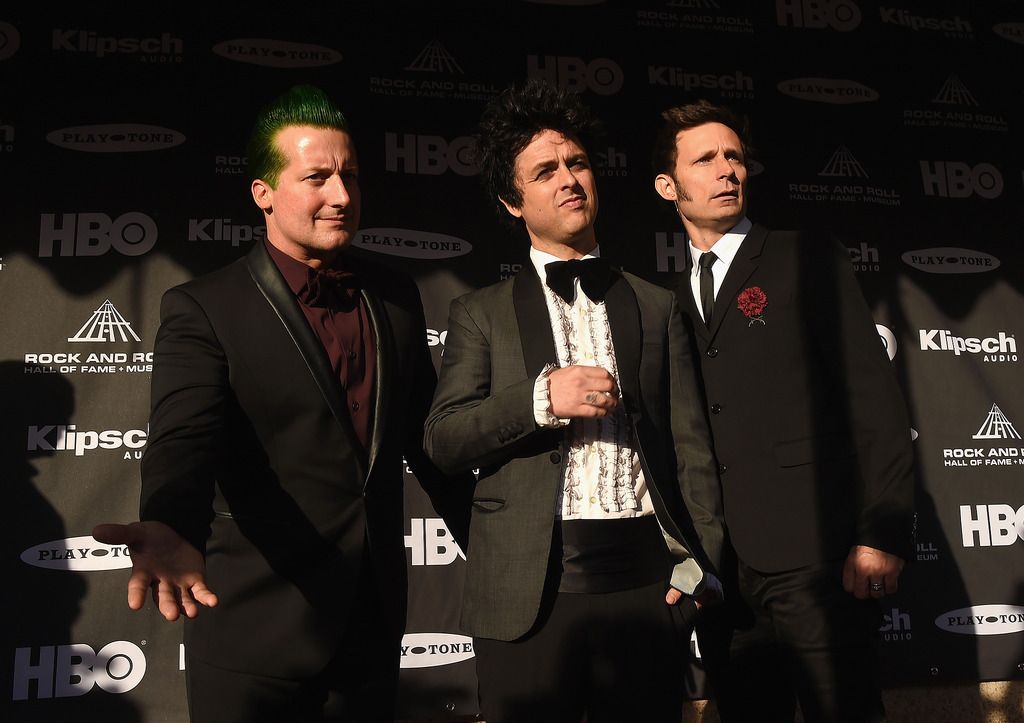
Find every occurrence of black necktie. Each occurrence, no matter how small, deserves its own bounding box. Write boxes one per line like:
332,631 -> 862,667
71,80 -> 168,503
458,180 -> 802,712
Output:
698,251 -> 717,325
544,258 -> 613,304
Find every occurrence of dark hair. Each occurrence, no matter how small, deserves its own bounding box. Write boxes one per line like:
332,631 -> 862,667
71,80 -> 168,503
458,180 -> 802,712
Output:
651,100 -> 752,176
476,79 -> 600,217
246,85 -> 349,187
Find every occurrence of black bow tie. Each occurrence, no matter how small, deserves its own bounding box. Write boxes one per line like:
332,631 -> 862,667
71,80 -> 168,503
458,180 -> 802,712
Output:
544,257 -> 613,304
303,267 -> 360,308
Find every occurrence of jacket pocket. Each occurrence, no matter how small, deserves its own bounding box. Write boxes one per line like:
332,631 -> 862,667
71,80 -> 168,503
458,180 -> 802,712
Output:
472,497 -> 506,513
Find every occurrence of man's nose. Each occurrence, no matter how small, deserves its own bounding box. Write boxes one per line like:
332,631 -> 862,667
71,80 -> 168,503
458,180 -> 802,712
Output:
327,175 -> 351,205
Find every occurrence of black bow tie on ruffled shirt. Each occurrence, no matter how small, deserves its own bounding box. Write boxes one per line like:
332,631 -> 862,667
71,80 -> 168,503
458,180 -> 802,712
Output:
302,266 -> 360,308
544,258 -> 613,304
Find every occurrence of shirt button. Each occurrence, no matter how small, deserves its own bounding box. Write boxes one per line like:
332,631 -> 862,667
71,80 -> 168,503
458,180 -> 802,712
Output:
348,350 -> 357,359
351,401 -> 360,412
718,463 -> 728,475
585,352 -> 594,360
550,452 -> 562,464
706,347 -> 719,358
589,496 -> 597,504
711,403 -> 722,414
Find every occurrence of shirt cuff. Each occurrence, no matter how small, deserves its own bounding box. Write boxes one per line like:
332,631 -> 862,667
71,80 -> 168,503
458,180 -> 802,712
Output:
534,363 -> 569,428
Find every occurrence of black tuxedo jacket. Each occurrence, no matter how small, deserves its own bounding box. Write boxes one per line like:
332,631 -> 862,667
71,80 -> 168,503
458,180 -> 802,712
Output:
425,265 -> 722,641
140,241 -> 454,678
674,224 -> 914,572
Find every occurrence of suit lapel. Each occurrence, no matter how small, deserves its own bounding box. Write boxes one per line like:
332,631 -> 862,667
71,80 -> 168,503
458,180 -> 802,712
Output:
512,264 -> 557,376
604,271 -> 642,416
246,243 -> 367,482
360,284 -> 393,486
707,224 -> 768,343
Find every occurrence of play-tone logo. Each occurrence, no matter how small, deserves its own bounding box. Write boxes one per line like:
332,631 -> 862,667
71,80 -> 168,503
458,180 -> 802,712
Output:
777,77 -> 877,104
993,22 -> 1024,45
936,605 -> 1024,635
47,124 -> 185,152
400,633 -> 474,668
21,535 -> 132,571
901,247 -> 999,274
876,324 -> 897,361
212,38 -> 341,68
776,0 -> 861,31
356,228 -> 472,260
12,642 -> 146,700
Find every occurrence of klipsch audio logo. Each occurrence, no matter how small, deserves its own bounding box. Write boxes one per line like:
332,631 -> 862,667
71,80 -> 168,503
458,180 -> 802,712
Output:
919,330 -> 1017,362
943,404 -> 1022,472
188,218 -> 266,246
528,55 -> 624,95
400,633 -> 474,669
21,536 -> 132,571
39,212 -> 157,257
369,40 -> 499,102
23,301 -> 152,376
901,247 -> 999,274
12,642 -> 146,700
777,78 -> 878,104
47,124 -> 185,152
936,605 -> 1024,634
903,75 -> 1008,133
595,146 -> 629,178
0,21 -> 20,60
776,0 -> 861,31
26,424 -> 148,459
648,67 -> 754,99
848,242 -> 880,272
405,518 -> 465,566
384,133 -> 478,176
879,8 -> 973,39
52,29 -> 183,61
637,1 -> 753,34
880,607 -> 912,642
212,38 -> 341,68
788,146 -> 900,206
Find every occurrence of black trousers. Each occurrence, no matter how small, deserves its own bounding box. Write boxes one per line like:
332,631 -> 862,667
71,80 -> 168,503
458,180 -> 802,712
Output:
697,557 -> 885,723
185,566 -> 399,723
474,576 -> 697,723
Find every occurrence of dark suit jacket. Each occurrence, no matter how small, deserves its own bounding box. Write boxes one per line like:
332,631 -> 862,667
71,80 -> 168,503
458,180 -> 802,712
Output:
140,241 -> 453,679
674,224 -> 914,573
424,265 -> 722,641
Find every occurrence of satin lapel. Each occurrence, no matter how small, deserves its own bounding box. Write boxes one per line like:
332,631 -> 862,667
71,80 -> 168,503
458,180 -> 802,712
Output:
361,286 -> 393,487
604,272 -> 642,416
707,224 -> 768,343
512,265 -> 557,377
677,252 -> 709,345
245,243 -> 366,481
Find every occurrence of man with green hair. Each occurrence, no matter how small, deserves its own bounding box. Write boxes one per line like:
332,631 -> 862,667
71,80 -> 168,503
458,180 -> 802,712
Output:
94,84 -> 462,720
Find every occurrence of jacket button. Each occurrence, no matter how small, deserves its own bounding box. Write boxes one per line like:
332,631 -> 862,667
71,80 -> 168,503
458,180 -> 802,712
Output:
711,403 -> 722,414
706,347 -> 719,358
718,463 -> 728,475
550,452 -> 562,464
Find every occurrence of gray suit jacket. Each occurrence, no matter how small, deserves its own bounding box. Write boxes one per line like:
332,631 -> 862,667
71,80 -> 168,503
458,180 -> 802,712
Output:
424,264 -> 723,641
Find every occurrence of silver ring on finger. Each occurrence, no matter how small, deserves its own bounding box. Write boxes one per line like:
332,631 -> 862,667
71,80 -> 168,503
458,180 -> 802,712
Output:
585,392 -> 597,404
869,581 -> 883,592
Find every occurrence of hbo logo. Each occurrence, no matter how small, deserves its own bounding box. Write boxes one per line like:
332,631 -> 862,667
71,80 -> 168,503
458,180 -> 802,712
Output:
776,0 -> 861,31
39,212 -> 158,257
527,55 -> 624,95
920,161 -> 1003,199
12,641 -> 146,700
385,133 -> 477,176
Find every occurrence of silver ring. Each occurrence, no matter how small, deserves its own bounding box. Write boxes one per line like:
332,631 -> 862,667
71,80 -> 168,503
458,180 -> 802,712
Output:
585,392 -> 597,404
870,582 -> 883,592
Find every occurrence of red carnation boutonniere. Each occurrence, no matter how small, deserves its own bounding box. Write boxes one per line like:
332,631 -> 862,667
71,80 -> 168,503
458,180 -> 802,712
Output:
736,286 -> 767,326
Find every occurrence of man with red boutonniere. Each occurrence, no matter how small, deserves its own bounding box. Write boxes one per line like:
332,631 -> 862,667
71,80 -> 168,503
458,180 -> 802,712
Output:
652,100 -> 914,722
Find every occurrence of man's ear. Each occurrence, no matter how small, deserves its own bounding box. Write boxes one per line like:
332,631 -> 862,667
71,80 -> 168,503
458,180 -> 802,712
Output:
499,196 -> 523,219
251,179 -> 273,211
654,173 -> 677,201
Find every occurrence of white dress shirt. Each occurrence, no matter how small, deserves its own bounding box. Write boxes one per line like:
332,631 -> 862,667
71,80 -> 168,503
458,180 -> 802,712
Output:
688,217 -> 752,321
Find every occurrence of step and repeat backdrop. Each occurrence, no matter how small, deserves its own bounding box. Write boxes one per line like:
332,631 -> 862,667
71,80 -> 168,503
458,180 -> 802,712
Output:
2,2 -> 1022,720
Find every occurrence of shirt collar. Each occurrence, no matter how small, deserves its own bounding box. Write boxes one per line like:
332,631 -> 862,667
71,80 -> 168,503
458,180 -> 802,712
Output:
265,240 -> 349,298
530,244 -> 602,286
688,216 -> 752,273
